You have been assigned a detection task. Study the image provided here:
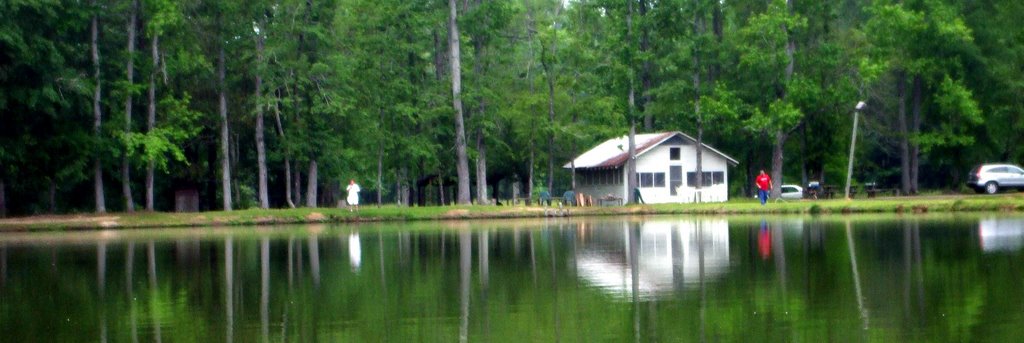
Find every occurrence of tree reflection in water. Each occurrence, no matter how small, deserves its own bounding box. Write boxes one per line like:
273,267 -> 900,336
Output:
125,243 -> 137,343
97,242 -> 107,343
459,229 -> 471,343
225,238 -> 233,343
148,241 -> 162,343
1,243 -> 7,288
260,237 -> 270,343
1,216 -> 1023,341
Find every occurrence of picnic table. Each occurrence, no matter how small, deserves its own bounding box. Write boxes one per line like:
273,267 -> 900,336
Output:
822,185 -> 837,199
599,194 -> 623,206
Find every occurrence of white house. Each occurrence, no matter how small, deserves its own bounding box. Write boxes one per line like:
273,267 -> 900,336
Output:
564,132 -> 738,204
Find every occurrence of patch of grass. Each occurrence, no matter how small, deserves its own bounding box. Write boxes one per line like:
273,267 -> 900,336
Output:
4,194 -> 1024,231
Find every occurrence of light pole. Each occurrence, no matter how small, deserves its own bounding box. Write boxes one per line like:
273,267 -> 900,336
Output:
845,101 -> 867,199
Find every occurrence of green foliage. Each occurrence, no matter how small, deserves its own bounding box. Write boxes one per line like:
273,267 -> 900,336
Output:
935,76 -> 982,125
915,76 -> 982,153
2,0 -> 1024,213
121,95 -> 202,170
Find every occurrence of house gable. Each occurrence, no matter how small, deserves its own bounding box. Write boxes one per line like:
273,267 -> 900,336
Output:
566,132 -> 737,170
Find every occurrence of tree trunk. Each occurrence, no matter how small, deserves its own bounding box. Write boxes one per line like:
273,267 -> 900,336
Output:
543,4 -> 563,196
439,170 -> 446,206
294,166 -> 302,207
491,179 -> 500,205
272,93 -> 295,208
800,123 -> 807,186
48,180 -> 57,214
472,5 -> 489,206
783,0 -> 796,80
527,147 -> 534,205
378,139 -> 384,207
693,0 -> 705,201
206,141 -> 217,211
413,169 -> 422,206
306,160 -> 317,207
695,109 -> 704,201
771,132 -> 786,199
218,43 -> 232,211
92,7 -> 106,214
569,156 -> 576,192
910,75 -> 923,194
0,178 -> 5,218
122,0 -> 138,213
770,0 -> 796,200
476,129 -> 488,205
640,0 -> 653,131
570,74 -> 579,191
545,70 -> 556,195
433,29 -> 447,80
448,0 -> 471,205
395,169 -> 402,206
146,32 -> 158,211
284,158 -> 294,208
896,71 -> 910,195
255,31 -> 269,209
232,134 -> 241,207
627,123 -> 638,204
395,170 -> 403,206
626,0 -> 638,204
474,81 -> 487,204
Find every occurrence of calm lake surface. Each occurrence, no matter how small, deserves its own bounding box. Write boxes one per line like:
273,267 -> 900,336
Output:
2,215 -> 1023,342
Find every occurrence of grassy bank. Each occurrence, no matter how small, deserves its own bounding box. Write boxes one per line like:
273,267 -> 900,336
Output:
2,193 -> 1024,231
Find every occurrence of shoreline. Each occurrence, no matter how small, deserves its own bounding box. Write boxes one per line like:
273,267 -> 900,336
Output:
2,194 -> 1023,231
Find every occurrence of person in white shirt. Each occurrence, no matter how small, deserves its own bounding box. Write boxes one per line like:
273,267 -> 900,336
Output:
346,179 -> 361,212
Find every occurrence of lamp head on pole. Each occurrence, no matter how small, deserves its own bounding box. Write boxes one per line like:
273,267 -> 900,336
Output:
855,101 -> 867,111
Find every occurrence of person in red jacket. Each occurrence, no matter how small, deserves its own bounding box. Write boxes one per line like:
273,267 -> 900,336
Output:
755,170 -> 772,205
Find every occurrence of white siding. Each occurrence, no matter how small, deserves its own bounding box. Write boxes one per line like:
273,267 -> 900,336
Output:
633,143 -> 729,204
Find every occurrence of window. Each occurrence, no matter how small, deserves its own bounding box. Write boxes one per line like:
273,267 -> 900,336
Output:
670,147 -> 681,161
687,171 -> 726,187
670,166 -> 682,195
582,170 -> 625,185
1010,167 -> 1024,174
588,169 -> 622,185
635,172 -> 665,188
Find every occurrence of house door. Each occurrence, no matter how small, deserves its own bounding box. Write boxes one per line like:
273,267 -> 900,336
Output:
670,166 -> 683,196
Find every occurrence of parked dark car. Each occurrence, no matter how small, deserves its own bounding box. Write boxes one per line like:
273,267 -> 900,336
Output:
968,163 -> 1024,194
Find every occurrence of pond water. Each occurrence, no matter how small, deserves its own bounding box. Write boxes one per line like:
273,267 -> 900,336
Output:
1,215 -> 1023,342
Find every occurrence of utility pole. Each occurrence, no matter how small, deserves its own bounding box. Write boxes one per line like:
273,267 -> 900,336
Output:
845,101 -> 867,199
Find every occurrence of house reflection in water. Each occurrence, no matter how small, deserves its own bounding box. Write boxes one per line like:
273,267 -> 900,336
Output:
575,219 -> 730,299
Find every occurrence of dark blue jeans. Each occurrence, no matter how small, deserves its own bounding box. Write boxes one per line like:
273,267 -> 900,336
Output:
758,189 -> 769,205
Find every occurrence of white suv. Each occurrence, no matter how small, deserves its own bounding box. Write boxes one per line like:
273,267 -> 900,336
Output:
968,163 -> 1024,194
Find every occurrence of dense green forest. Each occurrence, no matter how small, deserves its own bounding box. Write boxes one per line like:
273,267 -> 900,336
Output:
1,0 -> 1020,216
